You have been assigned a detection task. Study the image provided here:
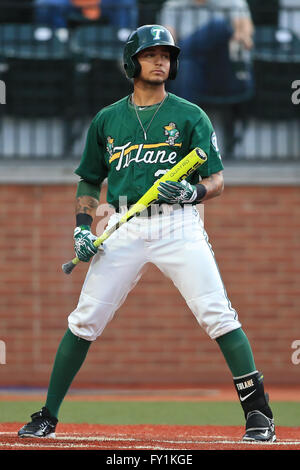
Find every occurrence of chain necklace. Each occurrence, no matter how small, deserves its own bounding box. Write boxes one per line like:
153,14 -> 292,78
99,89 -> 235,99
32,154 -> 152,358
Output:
132,93 -> 168,141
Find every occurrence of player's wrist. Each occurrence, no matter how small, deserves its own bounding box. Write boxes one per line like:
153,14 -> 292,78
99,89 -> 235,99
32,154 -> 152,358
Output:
78,225 -> 91,232
195,183 -> 207,203
76,213 -> 93,228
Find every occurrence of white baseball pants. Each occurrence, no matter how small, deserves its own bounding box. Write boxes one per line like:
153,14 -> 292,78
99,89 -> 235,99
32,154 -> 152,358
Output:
68,205 -> 241,341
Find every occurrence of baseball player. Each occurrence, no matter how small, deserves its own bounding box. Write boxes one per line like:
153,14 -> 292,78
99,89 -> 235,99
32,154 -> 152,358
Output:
18,25 -> 275,442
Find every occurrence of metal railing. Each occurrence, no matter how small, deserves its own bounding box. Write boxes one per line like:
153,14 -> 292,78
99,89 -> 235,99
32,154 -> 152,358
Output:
0,1 -> 299,161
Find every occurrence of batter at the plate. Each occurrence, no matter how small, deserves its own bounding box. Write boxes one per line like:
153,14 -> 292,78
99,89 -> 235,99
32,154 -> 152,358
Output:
18,25 -> 275,442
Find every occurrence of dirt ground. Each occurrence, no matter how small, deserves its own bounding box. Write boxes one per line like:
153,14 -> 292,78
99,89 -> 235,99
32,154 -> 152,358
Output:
1,422 -> 299,450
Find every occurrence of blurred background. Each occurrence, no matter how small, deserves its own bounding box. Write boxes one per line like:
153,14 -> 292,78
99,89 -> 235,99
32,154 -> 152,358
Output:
0,0 -> 299,390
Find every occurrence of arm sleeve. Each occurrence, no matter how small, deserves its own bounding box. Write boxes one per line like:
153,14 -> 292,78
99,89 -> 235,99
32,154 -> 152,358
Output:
76,179 -> 101,200
75,115 -> 108,186
190,111 -> 224,178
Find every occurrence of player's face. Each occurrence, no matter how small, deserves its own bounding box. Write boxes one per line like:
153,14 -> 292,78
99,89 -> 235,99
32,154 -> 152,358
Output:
136,46 -> 170,85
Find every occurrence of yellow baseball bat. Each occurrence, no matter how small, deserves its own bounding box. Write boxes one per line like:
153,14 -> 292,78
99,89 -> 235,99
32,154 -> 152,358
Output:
62,147 -> 207,274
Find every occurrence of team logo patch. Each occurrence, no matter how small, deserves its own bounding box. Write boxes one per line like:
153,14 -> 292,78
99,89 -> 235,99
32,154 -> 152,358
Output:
211,131 -> 219,152
164,122 -> 179,146
106,136 -> 114,157
151,26 -> 165,40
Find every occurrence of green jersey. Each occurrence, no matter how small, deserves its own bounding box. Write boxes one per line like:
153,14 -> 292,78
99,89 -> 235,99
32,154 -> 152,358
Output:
75,92 -> 223,209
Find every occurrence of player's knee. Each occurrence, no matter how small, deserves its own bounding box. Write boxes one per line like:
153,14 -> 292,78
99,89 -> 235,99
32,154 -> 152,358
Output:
68,321 -> 99,342
206,321 -> 241,340
68,295 -> 116,341
188,292 -> 241,339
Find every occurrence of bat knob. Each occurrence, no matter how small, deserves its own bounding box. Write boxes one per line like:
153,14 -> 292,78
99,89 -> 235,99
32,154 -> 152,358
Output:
62,261 -> 76,275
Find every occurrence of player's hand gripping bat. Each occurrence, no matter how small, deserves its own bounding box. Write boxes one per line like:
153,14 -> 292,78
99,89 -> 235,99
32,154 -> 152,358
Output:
62,147 -> 207,274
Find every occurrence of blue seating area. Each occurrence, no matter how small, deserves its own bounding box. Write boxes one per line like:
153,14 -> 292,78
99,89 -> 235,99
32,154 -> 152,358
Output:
0,1 -> 299,160
0,23 -> 131,118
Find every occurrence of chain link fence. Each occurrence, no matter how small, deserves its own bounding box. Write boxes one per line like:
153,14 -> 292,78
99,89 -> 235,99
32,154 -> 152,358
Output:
0,1 -> 299,160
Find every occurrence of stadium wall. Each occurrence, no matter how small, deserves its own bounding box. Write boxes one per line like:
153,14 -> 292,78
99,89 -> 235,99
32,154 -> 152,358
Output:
0,177 -> 299,387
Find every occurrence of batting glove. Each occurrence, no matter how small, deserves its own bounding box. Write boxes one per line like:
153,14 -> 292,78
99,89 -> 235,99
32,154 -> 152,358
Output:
73,225 -> 102,262
157,180 -> 202,204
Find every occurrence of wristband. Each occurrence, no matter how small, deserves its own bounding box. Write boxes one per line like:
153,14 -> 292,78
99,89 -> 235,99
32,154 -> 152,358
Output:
195,183 -> 207,202
76,213 -> 93,227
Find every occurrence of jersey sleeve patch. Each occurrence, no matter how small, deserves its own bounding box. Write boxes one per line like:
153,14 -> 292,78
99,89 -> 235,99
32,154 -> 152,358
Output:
211,131 -> 220,153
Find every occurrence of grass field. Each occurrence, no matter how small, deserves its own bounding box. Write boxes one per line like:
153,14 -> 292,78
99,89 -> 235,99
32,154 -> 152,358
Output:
1,400 -> 299,426
1,393 -> 299,450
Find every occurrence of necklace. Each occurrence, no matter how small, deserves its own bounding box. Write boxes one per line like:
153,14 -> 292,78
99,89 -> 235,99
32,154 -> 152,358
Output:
132,93 -> 168,141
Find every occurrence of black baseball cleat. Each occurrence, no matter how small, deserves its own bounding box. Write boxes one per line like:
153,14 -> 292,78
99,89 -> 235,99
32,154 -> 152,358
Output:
18,407 -> 58,438
243,410 -> 276,442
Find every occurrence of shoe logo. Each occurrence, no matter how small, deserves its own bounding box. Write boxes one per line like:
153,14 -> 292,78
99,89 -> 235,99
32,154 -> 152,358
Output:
240,390 -> 256,402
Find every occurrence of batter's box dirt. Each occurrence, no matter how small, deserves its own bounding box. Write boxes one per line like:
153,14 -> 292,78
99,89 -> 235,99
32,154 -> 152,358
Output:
0,423 -> 299,450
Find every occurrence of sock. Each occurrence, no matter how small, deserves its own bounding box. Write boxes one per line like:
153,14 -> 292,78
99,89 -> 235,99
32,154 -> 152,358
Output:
216,327 -> 256,377
233,371 -> 273,419
216,328 -> 272,419
45,328 -> 91,418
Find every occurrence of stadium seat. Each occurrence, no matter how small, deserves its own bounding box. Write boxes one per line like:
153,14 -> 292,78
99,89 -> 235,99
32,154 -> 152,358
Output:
0,23 -> 69,59
70,24 -> 132,116
70,24 -> 128,60
0,24 -> 72,117
249,26 -> 300,120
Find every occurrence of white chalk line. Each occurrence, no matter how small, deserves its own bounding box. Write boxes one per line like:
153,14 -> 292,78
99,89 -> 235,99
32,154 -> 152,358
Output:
0,432 -> 300,448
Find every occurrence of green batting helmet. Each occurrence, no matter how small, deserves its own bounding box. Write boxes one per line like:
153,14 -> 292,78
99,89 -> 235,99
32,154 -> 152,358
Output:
123,24 -> 180,80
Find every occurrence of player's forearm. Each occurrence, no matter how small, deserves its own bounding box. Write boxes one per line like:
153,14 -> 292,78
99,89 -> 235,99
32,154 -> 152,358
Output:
200,171 -> 224,201
75,179 -> 100,226
75,196 -> 99,224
